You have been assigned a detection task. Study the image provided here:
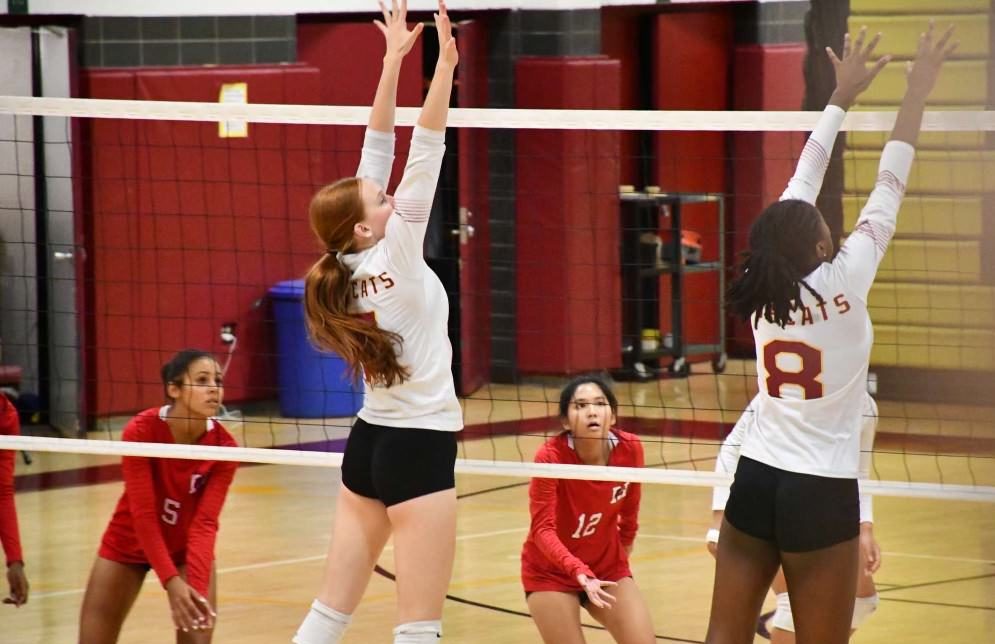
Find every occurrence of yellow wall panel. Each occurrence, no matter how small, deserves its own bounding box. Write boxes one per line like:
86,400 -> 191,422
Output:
851,0 -> 989,14
872,325 -> 995,370
868,283 -> 995,327
874,239 -> 980,283
859,60 -> 987,104
845,151 -> 995,194
842,195 -> 983,237
847,14 -> 988,58
847,126 -> 988,151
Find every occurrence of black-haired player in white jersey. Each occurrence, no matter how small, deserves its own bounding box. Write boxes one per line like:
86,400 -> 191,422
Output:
705,23 -> 956,644
293,3 -> 461,643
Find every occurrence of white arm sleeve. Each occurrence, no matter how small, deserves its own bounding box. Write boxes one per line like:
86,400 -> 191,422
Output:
833,141 -> 915,301
780,105 -> 846,205
383,126 -> 446,273
712,405 -> 754,511
859,396 -> 879,524
356,128 -> 395,188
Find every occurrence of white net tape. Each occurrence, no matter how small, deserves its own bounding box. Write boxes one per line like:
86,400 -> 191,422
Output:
2,95 -> 993,505
1,95 -> 993,131
2,435 -> 992,502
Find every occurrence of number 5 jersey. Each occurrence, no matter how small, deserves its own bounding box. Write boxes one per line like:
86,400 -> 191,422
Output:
742,105 -> 915,479
521,430 -> 644,591
99,406 -> 238,596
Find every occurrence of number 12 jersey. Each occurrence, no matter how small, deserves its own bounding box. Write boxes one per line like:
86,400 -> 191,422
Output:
521,430 -> 643,592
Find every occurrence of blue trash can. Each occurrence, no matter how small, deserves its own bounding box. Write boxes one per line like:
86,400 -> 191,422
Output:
269,279 -> 363,418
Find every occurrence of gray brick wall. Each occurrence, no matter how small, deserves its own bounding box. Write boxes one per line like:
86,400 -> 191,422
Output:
484,8 -> 603,382
734,0 -> 809,45
81,16 -> 296,67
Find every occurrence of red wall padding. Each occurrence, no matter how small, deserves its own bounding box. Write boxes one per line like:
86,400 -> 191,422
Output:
601,7 -> 645,187
729,43 -> 806,353
84,65 -> 323,415
515,57 -> 622,374
653,10 -> 732,361
297,22 -> 423,190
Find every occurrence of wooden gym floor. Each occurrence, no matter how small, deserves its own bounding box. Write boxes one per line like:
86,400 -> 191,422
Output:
5,362 -> 994,642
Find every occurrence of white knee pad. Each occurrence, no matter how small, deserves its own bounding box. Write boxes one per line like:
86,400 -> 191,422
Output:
292,600 -> 351,644
393,620 -> 442,643
770,592 -> 879,634
851,594 -> 879,629
771,592 -> 795,633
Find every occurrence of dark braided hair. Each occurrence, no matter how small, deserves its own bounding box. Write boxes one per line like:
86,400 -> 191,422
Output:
728,199 -> 828,329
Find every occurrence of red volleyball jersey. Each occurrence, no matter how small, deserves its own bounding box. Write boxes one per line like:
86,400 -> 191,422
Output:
521,430 -> 644,592
99,407 -> 238,596
0,394 -> 23,565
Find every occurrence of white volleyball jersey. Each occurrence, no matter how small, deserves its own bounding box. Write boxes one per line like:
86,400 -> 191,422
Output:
338,127 -> 463,431
740,106 -> 914,478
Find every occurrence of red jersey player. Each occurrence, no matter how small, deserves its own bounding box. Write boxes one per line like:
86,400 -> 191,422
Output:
79,349 -> 238,644
1,392 -> 28,607
521,375 -> 655,644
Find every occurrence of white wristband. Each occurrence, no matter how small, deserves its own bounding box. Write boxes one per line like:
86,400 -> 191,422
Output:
706,528 -> 720,544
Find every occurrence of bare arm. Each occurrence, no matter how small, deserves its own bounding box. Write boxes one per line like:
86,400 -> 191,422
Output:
890,22 -> 957,147
781,27 -> 889,203
368,0 -> 422,134
417,2 -> 457,132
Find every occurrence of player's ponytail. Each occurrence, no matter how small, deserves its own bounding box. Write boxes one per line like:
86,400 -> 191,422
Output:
728,199 -> 827,329
304,178 -> 410,387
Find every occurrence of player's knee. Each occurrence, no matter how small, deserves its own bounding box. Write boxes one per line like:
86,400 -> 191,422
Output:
393,620 -> 442,643
771,592 -> 795,633
851,593 -> 879,630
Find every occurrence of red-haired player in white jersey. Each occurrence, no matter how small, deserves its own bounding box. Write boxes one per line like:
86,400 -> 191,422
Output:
706,23 -> 956,644
79,349 -> 238,643
294,3 -> 461,643
0,393 -> 28,608
521,375 -> 655,644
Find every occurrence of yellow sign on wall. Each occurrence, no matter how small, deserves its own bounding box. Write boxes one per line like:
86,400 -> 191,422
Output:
218,82 -> 248,138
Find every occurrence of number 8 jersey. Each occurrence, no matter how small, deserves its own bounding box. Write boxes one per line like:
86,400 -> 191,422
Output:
521,430 -> 643,592
741,106 -> 915,479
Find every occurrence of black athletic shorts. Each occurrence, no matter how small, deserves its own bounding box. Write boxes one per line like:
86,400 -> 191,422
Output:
341,417 -> 458,507
725,456 -> 859,553
525,591 -> 589,608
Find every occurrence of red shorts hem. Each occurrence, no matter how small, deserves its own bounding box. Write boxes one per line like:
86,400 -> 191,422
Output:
522,567 -> 632,593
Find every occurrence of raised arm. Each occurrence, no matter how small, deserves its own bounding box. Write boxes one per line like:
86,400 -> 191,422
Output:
356,0 -> 423,187
369,0 -> 422,134
382,2 -> 457,272
781,28 -> 890,204
835,23 -> 956,300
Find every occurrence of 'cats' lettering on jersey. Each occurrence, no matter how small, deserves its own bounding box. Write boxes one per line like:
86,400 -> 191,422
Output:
351,272 -> 396,299
785,293 -> 852,326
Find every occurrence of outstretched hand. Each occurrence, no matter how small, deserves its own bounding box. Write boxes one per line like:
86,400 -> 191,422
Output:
906,21 -> 957,100
434,1 -> 458,69
827,26 -> 891,110
577,574 -> 617,610
375,0 -> 424,61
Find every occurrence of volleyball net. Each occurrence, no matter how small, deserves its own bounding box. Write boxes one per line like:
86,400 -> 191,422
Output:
0,95 -> 993,503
